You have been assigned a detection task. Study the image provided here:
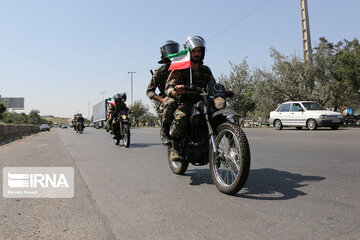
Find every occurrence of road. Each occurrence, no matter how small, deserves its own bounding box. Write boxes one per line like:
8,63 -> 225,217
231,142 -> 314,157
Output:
1,126 -> 360,240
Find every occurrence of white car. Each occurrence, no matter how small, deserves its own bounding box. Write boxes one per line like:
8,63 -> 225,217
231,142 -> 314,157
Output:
269,101 -> 344,130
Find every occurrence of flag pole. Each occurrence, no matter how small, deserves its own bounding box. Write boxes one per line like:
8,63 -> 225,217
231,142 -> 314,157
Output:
189,65 -> 192,86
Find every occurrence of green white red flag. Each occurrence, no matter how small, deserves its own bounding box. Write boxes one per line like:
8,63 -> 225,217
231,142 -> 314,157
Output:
168,48 -> 190,70
107,97 -> 115,106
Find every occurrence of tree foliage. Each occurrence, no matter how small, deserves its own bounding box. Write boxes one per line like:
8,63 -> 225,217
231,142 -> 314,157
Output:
0,103 -> 6,120
129,100 -> 150,126
0,109 -> 51,125
218,60 -> 256,121
223,37 -> 360,123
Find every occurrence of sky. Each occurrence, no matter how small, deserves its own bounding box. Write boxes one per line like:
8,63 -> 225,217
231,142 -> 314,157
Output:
1,0 -> 359,118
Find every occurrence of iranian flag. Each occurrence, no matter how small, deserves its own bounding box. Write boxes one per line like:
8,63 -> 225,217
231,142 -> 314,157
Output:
168,48 -> 190,70
107,97 -> 115,106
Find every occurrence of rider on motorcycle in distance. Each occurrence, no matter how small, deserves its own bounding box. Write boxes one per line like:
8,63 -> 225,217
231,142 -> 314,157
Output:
165,36 -> 216,162
106,93 -> 130,138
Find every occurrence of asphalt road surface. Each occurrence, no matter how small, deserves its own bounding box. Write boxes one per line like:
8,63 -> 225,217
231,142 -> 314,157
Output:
1,126 -> 359,240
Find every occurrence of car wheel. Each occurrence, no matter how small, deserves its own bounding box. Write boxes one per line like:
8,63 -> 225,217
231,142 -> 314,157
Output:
307,119 -> 317,130
274,119 -> 283,130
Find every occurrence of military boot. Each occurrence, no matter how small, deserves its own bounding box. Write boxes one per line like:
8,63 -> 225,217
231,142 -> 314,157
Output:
170,139 -> 183,162
161,123 -> 171,145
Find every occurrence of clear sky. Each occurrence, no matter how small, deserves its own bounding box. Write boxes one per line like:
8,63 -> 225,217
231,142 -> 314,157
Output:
1,0 -> 359,118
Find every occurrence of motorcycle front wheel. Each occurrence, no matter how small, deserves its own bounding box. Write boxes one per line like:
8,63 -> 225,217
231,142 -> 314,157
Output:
167,144 -> 188,175
209,122 -> 250,195
123,124 -> 130,148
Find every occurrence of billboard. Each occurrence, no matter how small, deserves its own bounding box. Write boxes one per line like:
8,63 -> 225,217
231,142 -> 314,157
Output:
0,97 -> 25,110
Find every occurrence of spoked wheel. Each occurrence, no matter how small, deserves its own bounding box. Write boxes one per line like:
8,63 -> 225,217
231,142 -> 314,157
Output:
167,144 -> 188,175
123,124 -> 130,148
210,122 -> 250,195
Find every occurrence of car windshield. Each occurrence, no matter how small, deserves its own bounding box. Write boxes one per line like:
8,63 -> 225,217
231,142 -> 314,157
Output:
302,102 -> 326,110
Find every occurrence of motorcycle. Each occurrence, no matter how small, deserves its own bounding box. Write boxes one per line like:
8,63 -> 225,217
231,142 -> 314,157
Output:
113,109 -> 131,148
167,83 -> 251,195
76,120 -> 84,134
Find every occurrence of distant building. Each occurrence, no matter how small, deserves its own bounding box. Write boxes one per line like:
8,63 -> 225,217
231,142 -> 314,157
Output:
0,95 -> 25,110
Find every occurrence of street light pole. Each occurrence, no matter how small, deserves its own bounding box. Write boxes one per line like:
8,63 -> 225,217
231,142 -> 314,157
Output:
128,72 -> 136,105
100,91 -> 106,102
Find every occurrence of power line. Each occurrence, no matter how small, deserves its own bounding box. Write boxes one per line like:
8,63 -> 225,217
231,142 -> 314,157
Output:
208,0 -> 273,41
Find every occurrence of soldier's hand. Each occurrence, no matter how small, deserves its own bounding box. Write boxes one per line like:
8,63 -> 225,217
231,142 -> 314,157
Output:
173,85 -> 185,96
161,96 -> 168,103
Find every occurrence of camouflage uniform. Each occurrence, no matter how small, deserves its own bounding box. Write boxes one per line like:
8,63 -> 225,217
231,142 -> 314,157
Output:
165,65 -> 216,139
146,64 -> 177,125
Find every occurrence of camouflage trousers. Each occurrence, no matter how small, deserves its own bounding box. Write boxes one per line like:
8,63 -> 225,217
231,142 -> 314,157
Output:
158,97 -> 178,126
169,104 -> 192,139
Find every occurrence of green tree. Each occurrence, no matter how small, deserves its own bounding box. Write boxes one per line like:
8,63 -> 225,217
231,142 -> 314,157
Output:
251,69 -> 280,125
333,38 -> 360,108
27,110 -> 41,125
267,48 -> 315,102
0,102 -> 6,120
218,60 -> 256,123
129,100 -> 150,127
311,37 -> 360,110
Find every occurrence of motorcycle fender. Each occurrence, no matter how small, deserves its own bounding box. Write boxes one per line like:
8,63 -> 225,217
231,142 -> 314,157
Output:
212,109 -> 239,119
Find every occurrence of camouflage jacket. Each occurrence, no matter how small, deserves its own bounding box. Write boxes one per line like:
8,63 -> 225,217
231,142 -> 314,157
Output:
146,64 -> 171,99
165,65 -> 216,104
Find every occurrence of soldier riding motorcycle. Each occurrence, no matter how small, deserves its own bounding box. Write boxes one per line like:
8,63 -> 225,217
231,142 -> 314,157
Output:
108,93 -> 132,148
165,36 -> 250,195
167,84 -> 251,195
75,114 -> 85,134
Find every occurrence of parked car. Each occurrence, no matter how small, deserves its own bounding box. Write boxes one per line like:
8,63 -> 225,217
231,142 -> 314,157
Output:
61,124 -> 68,129
84,123 -> 89,127
269,101 -> 344,130
40,124 -> 50,131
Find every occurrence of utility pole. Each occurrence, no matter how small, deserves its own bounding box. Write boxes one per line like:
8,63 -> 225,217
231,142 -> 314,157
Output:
300,0 -> 312,62
128,72 -> 136,105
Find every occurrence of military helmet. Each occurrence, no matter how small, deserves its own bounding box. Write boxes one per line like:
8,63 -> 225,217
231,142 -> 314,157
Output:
159,40 -> 180,64
114,93 -> 122,103
120,92 -> 127,102
114,93 -> 127,103
184,36 -> 206,60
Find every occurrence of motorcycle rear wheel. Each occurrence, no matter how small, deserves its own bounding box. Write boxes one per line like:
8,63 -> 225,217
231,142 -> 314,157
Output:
167,144 -> 188,175
209,122 -> 250,195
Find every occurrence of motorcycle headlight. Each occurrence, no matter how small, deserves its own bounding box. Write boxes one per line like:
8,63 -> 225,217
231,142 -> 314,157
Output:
121,115 -> 127,120
214,97 -> 225,109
